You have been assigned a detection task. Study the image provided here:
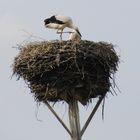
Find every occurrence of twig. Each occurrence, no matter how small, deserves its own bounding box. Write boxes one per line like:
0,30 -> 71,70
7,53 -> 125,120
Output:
57,31 -> 74,34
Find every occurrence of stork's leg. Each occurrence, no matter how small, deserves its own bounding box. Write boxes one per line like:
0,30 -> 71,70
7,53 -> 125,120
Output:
56,30 -> 60,34
60,30 -> 63,41
57,29 -> 63,41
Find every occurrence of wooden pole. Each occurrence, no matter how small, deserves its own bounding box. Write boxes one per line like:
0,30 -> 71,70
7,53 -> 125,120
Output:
69,99 -> 81,140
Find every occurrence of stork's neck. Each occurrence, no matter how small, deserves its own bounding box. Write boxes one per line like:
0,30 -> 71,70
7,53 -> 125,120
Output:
70,25 -> 82,37
70,24 -> 78,30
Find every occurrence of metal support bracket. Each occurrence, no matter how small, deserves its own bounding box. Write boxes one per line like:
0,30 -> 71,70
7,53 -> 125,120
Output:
45,101 -> 72,137
45,95 -> 105,140
81,96 -> 105,136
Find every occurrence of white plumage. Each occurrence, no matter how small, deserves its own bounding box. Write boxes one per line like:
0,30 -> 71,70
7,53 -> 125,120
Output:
69,30 -> 81,42
44,15 -> 81,40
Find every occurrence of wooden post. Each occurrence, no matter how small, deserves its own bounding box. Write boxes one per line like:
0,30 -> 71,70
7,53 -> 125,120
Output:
69,99 -> 81,140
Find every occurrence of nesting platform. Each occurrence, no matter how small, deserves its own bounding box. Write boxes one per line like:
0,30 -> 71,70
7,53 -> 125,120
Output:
13,40 -> 119,105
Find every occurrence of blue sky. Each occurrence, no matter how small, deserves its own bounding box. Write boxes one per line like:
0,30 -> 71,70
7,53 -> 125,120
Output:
0,0 -> 140,140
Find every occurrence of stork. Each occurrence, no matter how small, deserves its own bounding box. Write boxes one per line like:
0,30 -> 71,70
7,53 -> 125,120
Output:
44,15 -> 82,41
69,29 -> 81,42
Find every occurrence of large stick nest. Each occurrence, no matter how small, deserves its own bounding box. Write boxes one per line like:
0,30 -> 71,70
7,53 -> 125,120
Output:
13,40 -> 119,105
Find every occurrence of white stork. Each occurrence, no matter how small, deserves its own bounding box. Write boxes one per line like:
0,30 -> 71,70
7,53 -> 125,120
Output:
69,29 -> 81,42
44,15 -> 82,40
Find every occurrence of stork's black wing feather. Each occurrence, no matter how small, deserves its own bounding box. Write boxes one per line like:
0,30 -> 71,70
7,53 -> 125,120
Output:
44,15 -> 65,25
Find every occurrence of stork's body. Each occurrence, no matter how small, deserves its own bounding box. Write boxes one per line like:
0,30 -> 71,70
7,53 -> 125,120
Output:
44,15 -> 81,40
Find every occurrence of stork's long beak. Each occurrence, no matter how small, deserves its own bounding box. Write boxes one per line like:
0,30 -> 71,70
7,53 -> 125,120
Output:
76,29 -> 82,37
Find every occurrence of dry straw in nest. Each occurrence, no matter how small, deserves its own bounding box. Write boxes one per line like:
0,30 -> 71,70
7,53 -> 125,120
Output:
13,40 -> 119,105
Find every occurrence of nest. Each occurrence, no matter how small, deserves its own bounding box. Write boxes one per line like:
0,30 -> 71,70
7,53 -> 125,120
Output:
13,40 -> 119,105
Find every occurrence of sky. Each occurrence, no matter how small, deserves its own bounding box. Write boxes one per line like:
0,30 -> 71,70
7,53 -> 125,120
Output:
0,0 -> 140,140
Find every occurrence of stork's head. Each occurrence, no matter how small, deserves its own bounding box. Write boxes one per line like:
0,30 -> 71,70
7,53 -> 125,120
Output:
71,26 -> 82,37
